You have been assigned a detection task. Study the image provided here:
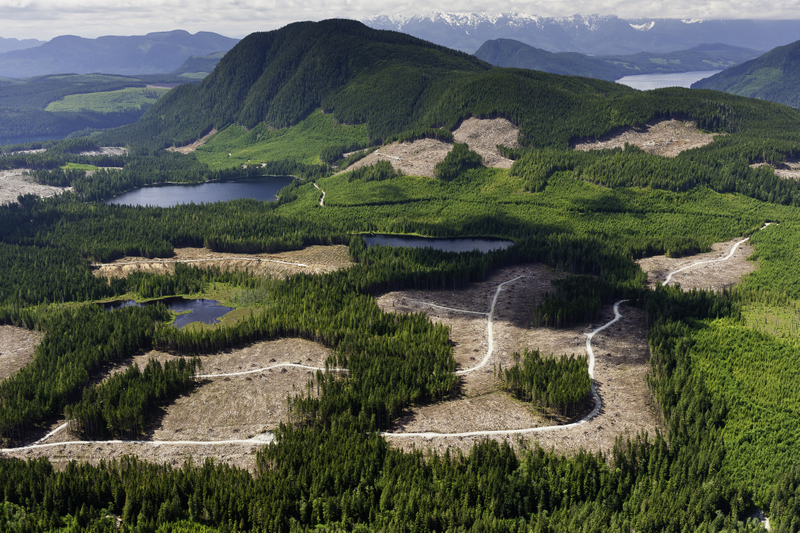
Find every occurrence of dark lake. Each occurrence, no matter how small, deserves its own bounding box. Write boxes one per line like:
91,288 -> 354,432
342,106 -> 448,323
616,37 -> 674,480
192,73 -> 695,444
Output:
364,235 -> 514,253
105,176 -> 295,207
101,297 -> 234,328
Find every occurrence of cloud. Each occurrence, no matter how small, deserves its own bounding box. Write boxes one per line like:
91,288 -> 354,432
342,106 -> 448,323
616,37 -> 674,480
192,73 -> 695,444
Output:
0,0 -> 799,40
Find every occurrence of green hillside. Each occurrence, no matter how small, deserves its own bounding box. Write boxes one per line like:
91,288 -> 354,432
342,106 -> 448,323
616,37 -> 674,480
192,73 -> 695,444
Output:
45,86 -> 170,113
0,73 -> 190,143
693,39 -> 800,108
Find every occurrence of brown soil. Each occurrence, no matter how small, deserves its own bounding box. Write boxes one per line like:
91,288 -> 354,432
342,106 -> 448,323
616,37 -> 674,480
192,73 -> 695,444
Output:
2,441 -> 268,472
378,265 -> 659,454
78,147 -> 128,156
752,161 -> 800,180
452,117 -> 520,168
93,244 -> 354,279
166,130 -> 217,154
573,119 -> 717,157
10,338 -> 331,471
0,169 -> 71,205
346,138 -> 451,178
345,118 -> 520,177
7,148 -> 45,155
637,237 -> 755,291
0,326 -> 43,382
152,338 -> 330,441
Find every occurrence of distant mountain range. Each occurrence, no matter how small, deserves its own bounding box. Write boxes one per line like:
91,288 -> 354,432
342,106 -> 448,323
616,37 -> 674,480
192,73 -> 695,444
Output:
693,39 -> 800,108
475,40 -> 761,81
364,13 -> 800,55
0,30 -> 239,78
0,36 -> 43,54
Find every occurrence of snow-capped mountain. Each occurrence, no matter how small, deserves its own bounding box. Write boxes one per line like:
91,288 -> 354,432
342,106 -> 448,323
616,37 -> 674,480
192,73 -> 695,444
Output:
363,12 -> 800,55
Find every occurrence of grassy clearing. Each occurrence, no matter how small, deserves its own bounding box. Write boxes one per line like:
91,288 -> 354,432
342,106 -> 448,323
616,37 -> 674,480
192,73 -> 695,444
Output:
61,162 -> 98,171
45,87 -> 170,113
195,109 -> 370,169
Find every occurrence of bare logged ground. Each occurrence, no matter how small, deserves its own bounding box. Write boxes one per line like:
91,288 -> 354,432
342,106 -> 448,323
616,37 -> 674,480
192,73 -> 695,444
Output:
99,338 -> 330,440
0,169 -> 71,205
78,147 -> 128,156
0,326 -> 43,382
3,441 -> 270,472
387,304 -> 657,456
752,161 -> 800,180
452,117 -> 520,168
392,392 -> 543,434
637,237 -> 755,291
345,118 -> 520,177
346,138 -> 452,178
573,119 -> 717,157
93,244 -> 354,279
166,130 -> 217,154
10,338 -> 330,471
378,265 -> 659,454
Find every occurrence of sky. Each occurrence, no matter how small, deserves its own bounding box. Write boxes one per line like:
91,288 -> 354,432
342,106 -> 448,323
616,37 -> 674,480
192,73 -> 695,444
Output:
0,0 -> 798,40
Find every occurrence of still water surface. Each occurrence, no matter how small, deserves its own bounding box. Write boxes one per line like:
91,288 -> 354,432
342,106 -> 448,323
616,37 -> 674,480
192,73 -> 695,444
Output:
364,235 -> 514,253
101,297 -> 234,328
106,176 -> 294,207
616,70 -> 721,91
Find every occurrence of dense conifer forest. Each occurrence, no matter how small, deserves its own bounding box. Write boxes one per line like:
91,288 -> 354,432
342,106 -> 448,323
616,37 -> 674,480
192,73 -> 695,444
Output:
3,18 -> 800,532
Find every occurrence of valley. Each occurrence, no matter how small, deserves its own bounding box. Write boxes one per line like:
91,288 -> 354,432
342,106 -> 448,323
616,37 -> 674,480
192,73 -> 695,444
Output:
1,18 -> 800,532
0,230 -> 754,469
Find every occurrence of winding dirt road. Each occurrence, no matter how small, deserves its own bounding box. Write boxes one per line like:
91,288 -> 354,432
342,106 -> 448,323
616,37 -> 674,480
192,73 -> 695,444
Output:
314,183 -> 325,207
663,236 -> 751,286
381,297 -> 626,439
2,362 -> 348,452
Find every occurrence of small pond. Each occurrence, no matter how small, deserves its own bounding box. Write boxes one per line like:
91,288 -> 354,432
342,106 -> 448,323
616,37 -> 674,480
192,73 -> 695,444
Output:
105,176 -> 295,207
100,297 -> 234,329
615,70 -> 721,91
363,235 -> 514,253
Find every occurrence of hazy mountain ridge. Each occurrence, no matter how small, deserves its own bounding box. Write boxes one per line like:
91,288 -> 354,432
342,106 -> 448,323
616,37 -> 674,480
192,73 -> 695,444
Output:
0,36 -> 44,54
0,30 -> 239,78
692,39 -> 800,108
475,39 -> 761,81
364,12 -> 800,55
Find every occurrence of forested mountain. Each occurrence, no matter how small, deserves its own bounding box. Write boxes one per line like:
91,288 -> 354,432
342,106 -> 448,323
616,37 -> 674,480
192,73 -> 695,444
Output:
116,19 -> 777,153
0,30 -> 238,78
693,39 -> 800,108
114,19 -> 492,147
5,18 -> 800,532
475,39 -> 760,81
364,12 -> 800,55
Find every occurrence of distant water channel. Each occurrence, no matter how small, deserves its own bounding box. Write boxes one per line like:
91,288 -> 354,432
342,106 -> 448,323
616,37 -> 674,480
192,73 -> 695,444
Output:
101,297 -> 234,328
616,70 -> 721,91
0,134 -> 66,146
106,176 -> 295,207
364,235 -> 514,253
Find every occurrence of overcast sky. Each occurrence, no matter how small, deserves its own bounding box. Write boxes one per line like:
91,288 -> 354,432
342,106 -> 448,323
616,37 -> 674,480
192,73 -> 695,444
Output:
1,0 -> 798,40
